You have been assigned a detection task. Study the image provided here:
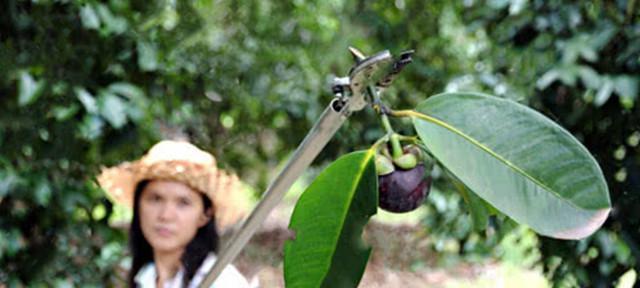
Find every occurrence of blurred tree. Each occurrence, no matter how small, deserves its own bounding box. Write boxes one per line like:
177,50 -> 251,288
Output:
454,1 -> 639,286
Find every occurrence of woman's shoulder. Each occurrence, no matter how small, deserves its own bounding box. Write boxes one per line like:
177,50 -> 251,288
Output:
191,253 -> 251,288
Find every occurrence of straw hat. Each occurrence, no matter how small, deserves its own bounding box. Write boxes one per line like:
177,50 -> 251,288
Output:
97,140 -> 250,231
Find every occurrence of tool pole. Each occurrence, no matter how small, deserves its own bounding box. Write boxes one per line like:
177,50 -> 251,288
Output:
198,98 -> 351,287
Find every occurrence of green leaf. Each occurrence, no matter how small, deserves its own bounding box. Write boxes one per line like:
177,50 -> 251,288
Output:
284,150 -> 377,288
34,177 -> 52,206
97,91 -> 128,129
578,66 -> 601,89
536,65 -> 579,89
51,104 -> 80,121
595,76 -> 614,107
78,114 -> 104,140
562,34 -> 598,63
79,4 -> 100,30
95,3 -> 127,34
538,65 -> 603,91
18,71 -> 45,107
137,41 -> 159,71
613,75 -> 638,108
107,82 -> 145,101
4,228 -> 25,257
413,92 -> 611,240
0,169 -> 21,198
108,82 -> 148,121
160,6 -> 180,30
75,87 -> 98,114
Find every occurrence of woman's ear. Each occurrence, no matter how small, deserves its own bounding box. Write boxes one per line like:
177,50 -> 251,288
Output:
197,207 -> 213,228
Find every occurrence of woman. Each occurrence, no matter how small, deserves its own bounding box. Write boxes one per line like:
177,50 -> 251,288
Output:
98,140 -> 252,287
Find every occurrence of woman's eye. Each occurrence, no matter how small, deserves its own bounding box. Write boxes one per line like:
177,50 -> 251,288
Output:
178,198 -> 191,207
146,194 -> 161,202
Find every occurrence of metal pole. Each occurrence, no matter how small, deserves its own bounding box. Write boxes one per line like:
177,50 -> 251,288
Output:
198,98 -> 351,287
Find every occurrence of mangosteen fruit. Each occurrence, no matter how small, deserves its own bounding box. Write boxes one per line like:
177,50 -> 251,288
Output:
378,163 -> 431,213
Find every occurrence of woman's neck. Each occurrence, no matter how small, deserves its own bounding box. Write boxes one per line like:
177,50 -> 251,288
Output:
153,248 -> 184,286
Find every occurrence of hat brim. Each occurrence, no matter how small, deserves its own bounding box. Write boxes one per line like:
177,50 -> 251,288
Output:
97,160 -> 251,231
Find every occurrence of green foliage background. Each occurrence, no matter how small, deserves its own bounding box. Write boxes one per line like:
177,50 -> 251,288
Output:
1,0 -> 638,286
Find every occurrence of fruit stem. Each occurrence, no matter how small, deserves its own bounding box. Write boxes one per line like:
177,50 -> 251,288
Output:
390,133 -> 403,159
381,114 -> 394,135
380,111 -> 403,159
366,84 -> 403,160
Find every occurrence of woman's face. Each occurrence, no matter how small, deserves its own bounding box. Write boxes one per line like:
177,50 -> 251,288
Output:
138,180 -> 210,254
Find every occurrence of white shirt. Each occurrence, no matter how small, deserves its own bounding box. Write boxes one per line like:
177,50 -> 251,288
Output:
134,253 -> 250,288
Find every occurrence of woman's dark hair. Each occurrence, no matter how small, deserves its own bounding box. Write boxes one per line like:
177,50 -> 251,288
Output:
128,180 -> 219,287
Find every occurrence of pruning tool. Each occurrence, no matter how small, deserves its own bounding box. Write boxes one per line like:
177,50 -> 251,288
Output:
199,47 -> 414,287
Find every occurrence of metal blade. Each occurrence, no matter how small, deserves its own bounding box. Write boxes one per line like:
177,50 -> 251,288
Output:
346,50 -> 393,111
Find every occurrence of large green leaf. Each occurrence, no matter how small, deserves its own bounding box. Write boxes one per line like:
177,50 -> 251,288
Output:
412,92 -> 610,240
284,150 -> 377,288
